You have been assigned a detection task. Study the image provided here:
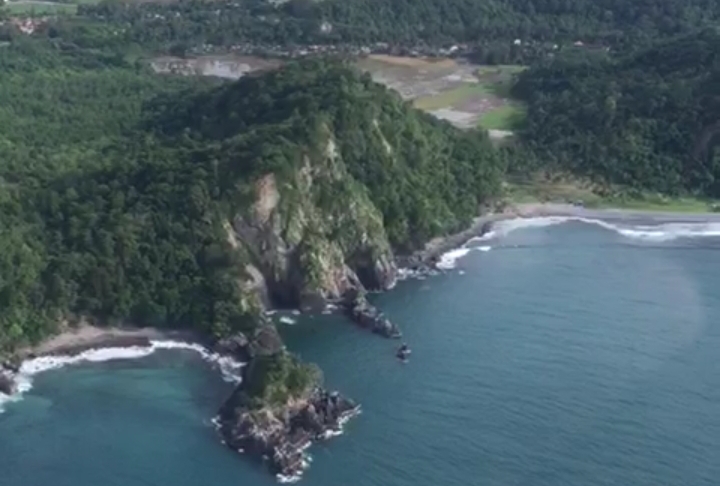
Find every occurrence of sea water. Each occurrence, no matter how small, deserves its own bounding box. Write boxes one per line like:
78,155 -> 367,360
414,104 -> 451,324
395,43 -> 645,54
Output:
2,217 -> 720,486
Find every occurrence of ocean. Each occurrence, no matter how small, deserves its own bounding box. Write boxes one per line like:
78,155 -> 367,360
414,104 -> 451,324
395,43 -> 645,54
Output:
2,216 -> 720,486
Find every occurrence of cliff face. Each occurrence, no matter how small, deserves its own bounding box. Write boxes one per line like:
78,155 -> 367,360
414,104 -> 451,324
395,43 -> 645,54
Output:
145,60 -> 501,321
228,133 -> 396,313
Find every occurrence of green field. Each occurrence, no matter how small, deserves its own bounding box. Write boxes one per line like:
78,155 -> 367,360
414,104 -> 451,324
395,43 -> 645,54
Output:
506,177 -> 720,213
412,64 -> 527,130
413,83 -> 489,110
478,103 -> 526,130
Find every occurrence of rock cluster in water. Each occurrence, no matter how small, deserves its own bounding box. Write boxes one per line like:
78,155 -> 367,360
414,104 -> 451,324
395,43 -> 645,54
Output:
342,288 -> 401,338
218,385 -> 359,479
214,326 -> 360,480
0,359 -> 19,395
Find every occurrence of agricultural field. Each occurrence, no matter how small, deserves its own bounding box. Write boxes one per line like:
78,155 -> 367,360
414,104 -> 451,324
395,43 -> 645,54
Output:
357,55 -> 526,134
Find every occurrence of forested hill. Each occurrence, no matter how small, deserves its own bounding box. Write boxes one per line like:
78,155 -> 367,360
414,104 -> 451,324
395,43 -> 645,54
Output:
0,44 -> 503,351
73,0 -> 720,55
512,29 -> 720,196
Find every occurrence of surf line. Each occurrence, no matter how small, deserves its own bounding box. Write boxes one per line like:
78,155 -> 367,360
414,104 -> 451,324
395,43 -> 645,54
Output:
1,340 -> 245,413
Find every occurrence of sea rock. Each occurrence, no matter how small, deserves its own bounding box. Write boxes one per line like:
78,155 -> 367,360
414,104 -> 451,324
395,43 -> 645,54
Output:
1,357 -> 20,374
218,386 -> 359,479
217,327 -> 359,480
342,289 -> 401,339
0,372 -> 16,395
480,220 -> 494,237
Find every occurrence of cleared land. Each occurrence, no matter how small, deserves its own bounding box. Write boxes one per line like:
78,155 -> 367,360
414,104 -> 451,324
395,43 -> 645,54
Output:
357,56 -> 526,132
506,174 -> 720,213
146,53 -> 526,133
151,55 -> 281,79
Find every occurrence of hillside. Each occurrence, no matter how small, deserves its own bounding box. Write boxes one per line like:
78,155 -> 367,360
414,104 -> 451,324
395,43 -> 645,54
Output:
0,44 -> 503,352
512,29 -> 720,197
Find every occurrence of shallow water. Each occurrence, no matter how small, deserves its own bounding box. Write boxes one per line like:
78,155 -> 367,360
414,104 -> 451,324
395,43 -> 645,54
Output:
3,218 -> 720,486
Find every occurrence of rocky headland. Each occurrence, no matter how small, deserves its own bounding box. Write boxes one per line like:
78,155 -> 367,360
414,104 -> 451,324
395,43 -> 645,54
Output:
214,325 -> 360,480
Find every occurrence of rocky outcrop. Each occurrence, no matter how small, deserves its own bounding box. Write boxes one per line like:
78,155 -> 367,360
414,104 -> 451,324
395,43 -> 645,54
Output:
218,386 -> 359,479
215,325 -> 359,480
0,372 -> 16,395
223,134 -> 401,335
342,288 -> 401,339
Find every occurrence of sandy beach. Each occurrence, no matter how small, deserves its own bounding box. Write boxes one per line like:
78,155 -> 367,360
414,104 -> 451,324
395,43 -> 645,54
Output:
417,202 -> 720,264
16,324 -> 204,360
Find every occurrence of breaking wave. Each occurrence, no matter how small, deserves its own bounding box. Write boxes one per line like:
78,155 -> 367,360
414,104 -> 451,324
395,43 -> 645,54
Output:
0,340 -> 244,414
488,216 -> 720,242
442,215 -> 720,269
436,248 -> 473,270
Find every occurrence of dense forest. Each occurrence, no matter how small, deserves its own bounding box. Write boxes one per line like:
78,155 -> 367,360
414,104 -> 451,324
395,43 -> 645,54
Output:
29,0 -> 717,62
1,0 -> 719,360
0,39 -> 503,351
512,29 -> 720,196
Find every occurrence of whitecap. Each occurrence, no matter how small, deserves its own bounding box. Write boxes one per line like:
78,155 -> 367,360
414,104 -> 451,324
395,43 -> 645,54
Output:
436,248 -> 471,270
279,316 -> 297,325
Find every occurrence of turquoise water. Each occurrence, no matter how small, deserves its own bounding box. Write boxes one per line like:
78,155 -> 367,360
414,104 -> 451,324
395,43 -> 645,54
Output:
3,219 -> 720,486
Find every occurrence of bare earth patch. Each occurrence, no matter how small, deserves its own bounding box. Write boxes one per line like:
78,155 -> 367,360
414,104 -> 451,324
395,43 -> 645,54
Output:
151,55 -> 281,80
148,53 -> 525,134
356,56 -> 525,132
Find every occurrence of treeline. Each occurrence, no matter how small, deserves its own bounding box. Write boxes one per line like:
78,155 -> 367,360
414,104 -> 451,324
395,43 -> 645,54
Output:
512,28 -> 720,196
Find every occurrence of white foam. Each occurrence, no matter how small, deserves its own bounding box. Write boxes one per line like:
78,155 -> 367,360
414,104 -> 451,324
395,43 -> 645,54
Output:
436,248 -> 471,270
274,407 -> 359,482
277,473 -> 302,483
279,316 -> 297,325
434,215 -> 720,271
0,391 -> 19,413
1,339 -> 244,414
490,216 -> 720,242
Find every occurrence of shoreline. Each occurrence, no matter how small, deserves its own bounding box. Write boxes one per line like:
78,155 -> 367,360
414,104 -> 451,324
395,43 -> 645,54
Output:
412,201 -> 720,265
14,324 -> 208,361
12,199 -> 720,362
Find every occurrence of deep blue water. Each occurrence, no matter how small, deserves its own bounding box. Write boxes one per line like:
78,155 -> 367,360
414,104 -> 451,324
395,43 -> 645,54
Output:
3,219 -> 720,486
